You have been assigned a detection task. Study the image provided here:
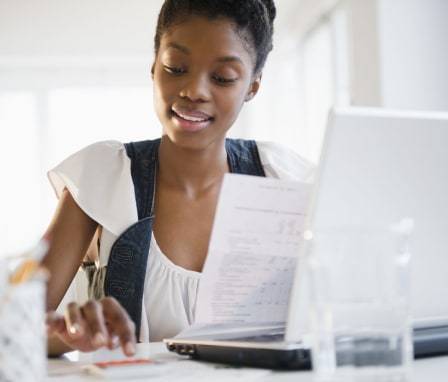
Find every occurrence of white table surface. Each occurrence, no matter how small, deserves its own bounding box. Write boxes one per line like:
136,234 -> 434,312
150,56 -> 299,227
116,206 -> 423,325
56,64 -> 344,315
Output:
46,342 -> 448,382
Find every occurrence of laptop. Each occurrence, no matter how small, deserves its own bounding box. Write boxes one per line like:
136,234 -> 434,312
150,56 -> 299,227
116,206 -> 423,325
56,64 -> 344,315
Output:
164,106 -> 448,368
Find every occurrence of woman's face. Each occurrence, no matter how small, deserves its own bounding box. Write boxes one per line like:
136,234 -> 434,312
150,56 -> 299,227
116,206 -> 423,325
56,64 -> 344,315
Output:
152,15 -> 260,151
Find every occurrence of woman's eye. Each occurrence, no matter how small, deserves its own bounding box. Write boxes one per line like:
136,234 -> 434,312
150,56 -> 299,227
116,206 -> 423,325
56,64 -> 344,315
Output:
213,75 -> 237,84
164,65 -> 185,74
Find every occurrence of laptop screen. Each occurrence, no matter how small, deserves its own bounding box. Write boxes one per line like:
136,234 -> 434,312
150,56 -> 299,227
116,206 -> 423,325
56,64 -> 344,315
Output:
287,107 -> 448,341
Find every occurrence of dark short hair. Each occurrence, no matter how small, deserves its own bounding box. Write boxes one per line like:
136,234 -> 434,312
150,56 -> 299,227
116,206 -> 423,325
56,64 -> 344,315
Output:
154,0 -> 276,74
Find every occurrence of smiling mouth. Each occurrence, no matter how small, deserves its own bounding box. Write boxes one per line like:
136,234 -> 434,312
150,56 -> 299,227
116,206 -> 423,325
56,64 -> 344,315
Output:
172,109 -> 213,123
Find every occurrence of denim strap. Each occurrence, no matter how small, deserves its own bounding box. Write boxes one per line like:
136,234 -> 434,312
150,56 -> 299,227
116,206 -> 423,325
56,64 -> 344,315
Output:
104,139 -> 160,339
226,138 -> 265,176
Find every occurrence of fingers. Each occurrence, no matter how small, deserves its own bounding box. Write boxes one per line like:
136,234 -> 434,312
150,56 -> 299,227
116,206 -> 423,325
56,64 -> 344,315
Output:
65,300 -> 111,350
46,310 -> 67,336
78,300 -> 109,348
65,302 -> 85,338
101,297 -> 137,356
48,297 -> 137,356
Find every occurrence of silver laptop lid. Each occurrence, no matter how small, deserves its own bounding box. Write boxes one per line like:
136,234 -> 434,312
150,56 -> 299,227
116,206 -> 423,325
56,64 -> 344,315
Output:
287,106 -> 448,341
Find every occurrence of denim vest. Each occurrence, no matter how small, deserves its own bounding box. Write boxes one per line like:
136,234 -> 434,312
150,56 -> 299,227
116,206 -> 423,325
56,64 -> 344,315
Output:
103,138 -> 266,339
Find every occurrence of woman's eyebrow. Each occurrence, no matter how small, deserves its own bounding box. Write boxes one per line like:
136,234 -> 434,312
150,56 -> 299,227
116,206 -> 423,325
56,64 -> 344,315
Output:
167,41 -> 244,65
167,42 -> 189,55
216,56 -> 244,65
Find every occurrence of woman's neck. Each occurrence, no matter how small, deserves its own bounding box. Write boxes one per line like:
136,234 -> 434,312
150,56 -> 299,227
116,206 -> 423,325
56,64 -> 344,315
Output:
157,136 -> 230,197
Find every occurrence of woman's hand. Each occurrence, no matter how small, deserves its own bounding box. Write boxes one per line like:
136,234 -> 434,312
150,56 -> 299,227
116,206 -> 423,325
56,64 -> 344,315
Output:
46,297 -> 137,356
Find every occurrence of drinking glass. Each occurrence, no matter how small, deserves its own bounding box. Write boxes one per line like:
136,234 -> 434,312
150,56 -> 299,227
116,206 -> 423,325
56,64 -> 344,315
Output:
0,262 -> 47,382
307,222 -> 413,382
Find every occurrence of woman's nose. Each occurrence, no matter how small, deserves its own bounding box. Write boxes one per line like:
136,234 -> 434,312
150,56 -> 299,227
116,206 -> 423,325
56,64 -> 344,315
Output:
179,73 -> 211,102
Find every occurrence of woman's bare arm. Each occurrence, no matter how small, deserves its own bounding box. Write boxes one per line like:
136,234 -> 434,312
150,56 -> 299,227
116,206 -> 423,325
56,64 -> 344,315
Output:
42,188 -> 137,356
41,188 -> 98,311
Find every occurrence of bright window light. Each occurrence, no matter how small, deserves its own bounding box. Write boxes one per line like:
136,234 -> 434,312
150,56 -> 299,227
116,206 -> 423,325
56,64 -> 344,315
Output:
302,21 -> 334,163
47,87 -> 159,165
0,92 -> 41,256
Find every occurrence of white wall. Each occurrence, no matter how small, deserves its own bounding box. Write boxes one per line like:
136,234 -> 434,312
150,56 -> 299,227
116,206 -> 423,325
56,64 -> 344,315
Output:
346,0 -> 448,111
378,0 -> 448,111
0,0 -> 162,58
346,0 -> 382,106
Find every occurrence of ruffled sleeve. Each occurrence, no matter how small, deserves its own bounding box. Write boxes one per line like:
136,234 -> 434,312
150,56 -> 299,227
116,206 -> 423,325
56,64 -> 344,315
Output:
47,140 -> 138,236
256,141 -> 316,183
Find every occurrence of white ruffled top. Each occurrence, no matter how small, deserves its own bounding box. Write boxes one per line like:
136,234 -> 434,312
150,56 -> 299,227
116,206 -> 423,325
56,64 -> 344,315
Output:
48,140 -> 315,342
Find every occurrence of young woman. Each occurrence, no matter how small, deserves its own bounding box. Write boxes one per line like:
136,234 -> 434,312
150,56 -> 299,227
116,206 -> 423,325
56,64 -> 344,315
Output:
44,0 -> 314,356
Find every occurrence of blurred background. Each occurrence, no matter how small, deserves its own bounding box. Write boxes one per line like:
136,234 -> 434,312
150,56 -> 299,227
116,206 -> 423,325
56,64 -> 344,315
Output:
1,0 -> 447,256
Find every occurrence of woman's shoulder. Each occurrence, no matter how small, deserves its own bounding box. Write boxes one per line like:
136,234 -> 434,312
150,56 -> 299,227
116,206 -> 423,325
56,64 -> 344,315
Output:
48,140 -> 138,235
76,138 -> 161,161
59,140 -> 127,164
123,138 -> 161,163
255,140 -> 316,183
48,140 -> 127,191
80,139 -> 125,153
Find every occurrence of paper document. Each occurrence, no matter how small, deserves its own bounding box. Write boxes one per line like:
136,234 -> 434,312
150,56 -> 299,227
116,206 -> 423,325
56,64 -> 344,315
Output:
194,173 -> 312,325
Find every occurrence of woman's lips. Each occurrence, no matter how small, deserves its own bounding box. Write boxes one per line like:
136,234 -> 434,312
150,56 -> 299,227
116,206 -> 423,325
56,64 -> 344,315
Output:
173,108 -> 212,122
171,109 -> 213,132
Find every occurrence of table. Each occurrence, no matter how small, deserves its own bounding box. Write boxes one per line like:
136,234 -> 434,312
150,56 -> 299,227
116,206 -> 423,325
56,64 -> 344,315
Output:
46,342 -> 448,381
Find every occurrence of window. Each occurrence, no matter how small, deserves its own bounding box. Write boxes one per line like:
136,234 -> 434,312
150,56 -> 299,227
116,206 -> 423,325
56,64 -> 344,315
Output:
299,3 -> 350,162
0,60 -> 157,256
0,92 -> 40,255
